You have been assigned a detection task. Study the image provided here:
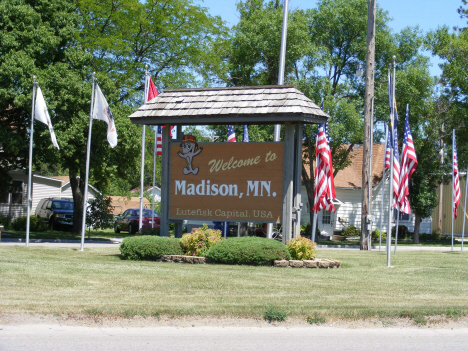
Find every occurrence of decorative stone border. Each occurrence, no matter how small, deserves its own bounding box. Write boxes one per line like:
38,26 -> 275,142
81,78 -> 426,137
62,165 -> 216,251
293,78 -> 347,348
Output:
159,255 -> 341,268
159,255 -> 208,264
274,258 -> 341,268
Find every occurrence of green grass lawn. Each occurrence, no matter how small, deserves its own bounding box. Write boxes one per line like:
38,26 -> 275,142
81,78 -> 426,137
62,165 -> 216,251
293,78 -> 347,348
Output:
0,245 -> 467,320
2,228 -> 136,241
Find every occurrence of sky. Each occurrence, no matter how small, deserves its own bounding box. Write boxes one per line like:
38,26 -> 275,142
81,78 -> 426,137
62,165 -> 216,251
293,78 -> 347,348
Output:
195,0 -> 466,76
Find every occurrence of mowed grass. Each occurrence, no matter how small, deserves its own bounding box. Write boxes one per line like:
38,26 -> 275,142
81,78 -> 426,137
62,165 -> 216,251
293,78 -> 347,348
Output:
0,245 -> 467,319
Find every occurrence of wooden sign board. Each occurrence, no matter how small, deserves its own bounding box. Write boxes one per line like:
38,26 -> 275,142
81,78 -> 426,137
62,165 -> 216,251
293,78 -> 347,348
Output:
169,141 -> 284,222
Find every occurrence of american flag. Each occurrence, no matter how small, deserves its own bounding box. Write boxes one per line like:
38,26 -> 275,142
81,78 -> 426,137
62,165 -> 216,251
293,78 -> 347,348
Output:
384,126 -> 391,169
321,99 -> 336,200
243,125 -> 249,142
312,123 -> 335,213
397,107 -> 418,214
155,126 -> 162,156
388,69 -> 400,208
227,125 -> 236,142
453,135 -> 460,219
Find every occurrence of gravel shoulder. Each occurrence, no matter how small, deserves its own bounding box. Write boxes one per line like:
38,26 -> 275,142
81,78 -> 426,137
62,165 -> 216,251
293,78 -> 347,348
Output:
1,313 -> 468,329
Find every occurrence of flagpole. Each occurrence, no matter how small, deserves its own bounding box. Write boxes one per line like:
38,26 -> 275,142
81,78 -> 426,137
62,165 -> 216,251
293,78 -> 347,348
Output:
379,124 -> 388,251
26,76 -> 38,247
311,211 -> 318,243
267,0 -> 289,240
462,162 -> 468,252
386,58 -> 396,268
139,68 -> 149,232
452,129 -> 455,252
81,72 -> 96,251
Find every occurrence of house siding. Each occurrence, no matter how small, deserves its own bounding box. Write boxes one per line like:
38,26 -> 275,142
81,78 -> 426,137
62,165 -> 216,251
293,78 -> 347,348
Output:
300,174 -> 432,235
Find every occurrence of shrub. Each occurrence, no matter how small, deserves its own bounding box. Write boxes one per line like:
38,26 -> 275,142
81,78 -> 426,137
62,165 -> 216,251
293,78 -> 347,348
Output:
180,224 -> 223,256
205,237 -> 291,265
371,229 -> 386,241
342,225 -> 360,237
11,216 -> 47,231
120,236 -> 183,261
264,306 -> 287,322
140,227 -> 161,236
391,225 -> 409,239
0,215 -> 11,230
431,230 -> 441,241
286,236 -> 316,260
300,222 -> 311,236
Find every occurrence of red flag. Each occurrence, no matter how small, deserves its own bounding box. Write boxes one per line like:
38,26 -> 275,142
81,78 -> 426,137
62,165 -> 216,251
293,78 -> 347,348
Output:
147,77 -> 159,101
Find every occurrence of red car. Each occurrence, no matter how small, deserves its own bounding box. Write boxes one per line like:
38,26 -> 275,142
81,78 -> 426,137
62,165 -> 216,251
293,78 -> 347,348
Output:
114,208 -> 160,234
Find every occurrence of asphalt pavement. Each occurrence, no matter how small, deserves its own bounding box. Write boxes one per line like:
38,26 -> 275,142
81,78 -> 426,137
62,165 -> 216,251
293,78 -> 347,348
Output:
1,324 -> 468,351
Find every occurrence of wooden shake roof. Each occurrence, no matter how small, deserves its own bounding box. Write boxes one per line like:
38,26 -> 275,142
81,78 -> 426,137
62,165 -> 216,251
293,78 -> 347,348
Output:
129,85 -> 329,125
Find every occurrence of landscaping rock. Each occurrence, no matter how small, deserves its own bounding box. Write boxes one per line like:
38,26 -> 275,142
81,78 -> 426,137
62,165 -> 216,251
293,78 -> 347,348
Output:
318,260 -> 330,269
274,260 -> 289,267
289,260 -> 304,268
303,260 -> 318,268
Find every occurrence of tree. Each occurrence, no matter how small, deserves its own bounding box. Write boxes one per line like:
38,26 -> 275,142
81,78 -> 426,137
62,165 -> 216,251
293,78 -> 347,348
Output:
86,193 -> 113,230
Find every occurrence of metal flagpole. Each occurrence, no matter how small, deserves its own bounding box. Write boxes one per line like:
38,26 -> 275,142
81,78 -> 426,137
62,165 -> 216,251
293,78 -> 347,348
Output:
26,76 -> 38,247
452,129 -> 455,252
386,58 -> 396,267
267,0 -> 289,240
81,72 -> 96,251
379,124 -> 388,251
462,162 -> 468,252
394,214 -> 399,255
139,68 -> 149,232
311,211 -> 318,243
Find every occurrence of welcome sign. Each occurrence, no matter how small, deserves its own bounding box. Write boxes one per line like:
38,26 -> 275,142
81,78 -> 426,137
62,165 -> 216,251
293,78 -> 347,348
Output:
169,138 -> 284,222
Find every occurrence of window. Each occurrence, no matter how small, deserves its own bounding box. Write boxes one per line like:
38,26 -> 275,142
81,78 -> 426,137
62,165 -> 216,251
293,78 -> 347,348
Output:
322,210 -> 331,225
393,209 -> 410,222
0,181 -> 23,204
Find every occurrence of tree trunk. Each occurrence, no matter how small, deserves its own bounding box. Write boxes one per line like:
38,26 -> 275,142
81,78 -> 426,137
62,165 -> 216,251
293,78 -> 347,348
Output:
70,172 -> 85,234
413,214 -> 421,244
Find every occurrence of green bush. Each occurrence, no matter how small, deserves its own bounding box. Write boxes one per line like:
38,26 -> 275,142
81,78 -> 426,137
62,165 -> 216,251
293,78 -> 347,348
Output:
120,236 -> 183,261
286,236 -> 316,260
0,214 -> 11,230
371,229 -> 386,240
342,225 -> 360,237
264,306 -> 287,322
205,237 -> 291,265
300,222 -> 311,236
392,225 -> 410,239
140,227 -> 161,236
180,224 -> 223,256
11,216 -> 47,231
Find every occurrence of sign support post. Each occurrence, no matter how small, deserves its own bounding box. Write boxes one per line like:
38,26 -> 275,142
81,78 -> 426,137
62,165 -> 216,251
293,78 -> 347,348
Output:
160,124 -> 171,236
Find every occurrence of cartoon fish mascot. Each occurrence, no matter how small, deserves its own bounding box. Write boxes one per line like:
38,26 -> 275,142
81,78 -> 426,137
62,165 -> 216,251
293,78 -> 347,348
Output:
178,135 -> 203,175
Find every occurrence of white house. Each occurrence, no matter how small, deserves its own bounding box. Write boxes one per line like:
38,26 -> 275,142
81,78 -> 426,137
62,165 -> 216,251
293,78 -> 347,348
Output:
300,144 -> 432,236
130,185 -> 161,203
0,172 -> 99,220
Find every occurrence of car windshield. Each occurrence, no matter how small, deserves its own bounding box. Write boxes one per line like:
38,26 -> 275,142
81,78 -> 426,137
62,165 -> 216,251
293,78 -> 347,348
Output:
140,209 -> 158,217
52,201 -> 73,210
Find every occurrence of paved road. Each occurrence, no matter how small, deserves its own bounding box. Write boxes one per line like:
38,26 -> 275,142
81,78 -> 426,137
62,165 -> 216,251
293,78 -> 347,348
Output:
1,325 -> 468,351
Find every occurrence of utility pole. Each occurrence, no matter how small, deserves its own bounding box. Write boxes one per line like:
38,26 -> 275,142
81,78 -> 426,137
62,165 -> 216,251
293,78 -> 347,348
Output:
361,0 -> 376,250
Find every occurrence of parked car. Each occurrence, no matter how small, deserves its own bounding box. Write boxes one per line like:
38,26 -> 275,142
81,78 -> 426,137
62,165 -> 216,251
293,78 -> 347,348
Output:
114,208 -> 160,234
35,198 -> 74,230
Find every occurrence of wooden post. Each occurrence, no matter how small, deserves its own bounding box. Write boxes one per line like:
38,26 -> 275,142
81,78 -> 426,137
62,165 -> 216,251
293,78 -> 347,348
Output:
361,0 -> 376,250
160,124 -> 171,236
173,125 -> 184,238
282,123 -> 295,244
293,123 -> 303,238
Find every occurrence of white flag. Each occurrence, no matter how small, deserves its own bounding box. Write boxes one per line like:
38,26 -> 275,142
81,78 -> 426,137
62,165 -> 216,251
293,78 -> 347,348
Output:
34,86 -> 60,150
93,83 -> 117,148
